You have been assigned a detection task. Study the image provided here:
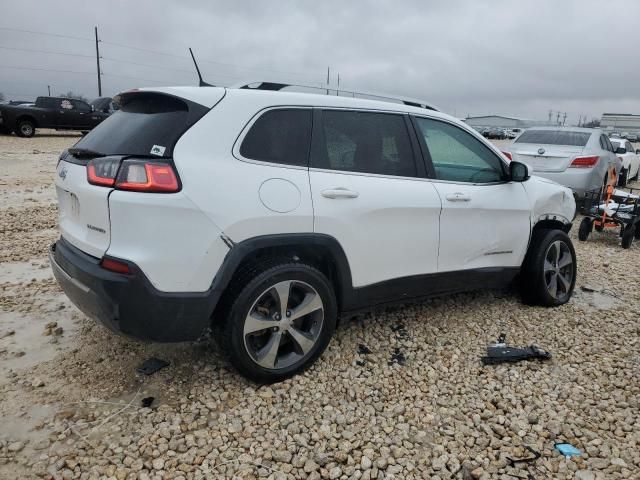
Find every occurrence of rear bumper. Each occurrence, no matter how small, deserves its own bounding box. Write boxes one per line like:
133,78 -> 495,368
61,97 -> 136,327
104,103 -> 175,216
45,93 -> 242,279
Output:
532,169 -> 600,198
50,238 -> 216,342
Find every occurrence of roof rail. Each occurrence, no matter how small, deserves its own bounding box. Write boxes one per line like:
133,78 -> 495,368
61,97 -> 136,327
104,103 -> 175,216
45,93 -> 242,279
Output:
231,81 -> 439,112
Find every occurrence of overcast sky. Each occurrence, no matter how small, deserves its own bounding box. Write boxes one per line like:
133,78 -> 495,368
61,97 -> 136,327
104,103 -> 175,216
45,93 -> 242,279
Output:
1,0 -> 639,124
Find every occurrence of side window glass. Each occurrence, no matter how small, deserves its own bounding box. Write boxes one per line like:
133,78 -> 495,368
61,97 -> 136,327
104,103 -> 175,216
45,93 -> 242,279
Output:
605,137 -> 615,152
60,99 -> 74,110
240,109 -> 312,166
313,110 -> 417,177
599,136 -> 606,150
72,100 -> 91,113
414,117 -> 506,183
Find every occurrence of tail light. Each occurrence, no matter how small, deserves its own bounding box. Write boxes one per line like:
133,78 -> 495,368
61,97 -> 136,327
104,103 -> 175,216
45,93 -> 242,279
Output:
115,160 -> 179,192
569,155 -> 599,168
100,258 -> 130,274
87,157 -> 121,186
86,158 -> 180,192
502,151 -> 512,161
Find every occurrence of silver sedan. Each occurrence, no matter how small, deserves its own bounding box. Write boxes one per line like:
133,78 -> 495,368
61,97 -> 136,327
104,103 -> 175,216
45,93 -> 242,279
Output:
502,127 -> 620,198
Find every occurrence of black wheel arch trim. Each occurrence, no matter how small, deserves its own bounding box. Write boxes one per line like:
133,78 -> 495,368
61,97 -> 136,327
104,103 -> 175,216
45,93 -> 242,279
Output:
211,233 -> 355,310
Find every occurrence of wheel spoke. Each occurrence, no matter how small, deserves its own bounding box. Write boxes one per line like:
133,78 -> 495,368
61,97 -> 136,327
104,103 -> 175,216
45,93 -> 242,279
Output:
289,292 -> 323,321
544,259 -> 555,273
244,312 -> 275,334
272,281 -> 292,318
256,331 -> 283,368
557,272 -> 571,293
287,326 -> 316,355
550,241 -> 560,265
547,273 -> 558,298
558,251 -> 572,269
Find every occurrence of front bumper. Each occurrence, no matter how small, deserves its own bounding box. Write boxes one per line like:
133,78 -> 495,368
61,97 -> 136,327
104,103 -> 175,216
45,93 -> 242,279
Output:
50,238 -> 216,342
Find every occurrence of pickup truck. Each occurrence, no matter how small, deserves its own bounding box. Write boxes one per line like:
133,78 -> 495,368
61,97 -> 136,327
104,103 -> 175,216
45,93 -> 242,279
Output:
0,96 -> 115,137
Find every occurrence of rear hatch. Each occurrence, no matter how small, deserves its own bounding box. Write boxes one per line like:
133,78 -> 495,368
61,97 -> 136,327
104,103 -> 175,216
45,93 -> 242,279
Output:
55,91 -> 211,258
509,129 -> 591,172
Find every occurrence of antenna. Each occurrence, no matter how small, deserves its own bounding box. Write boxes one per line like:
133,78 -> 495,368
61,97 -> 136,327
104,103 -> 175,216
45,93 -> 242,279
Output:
189,48 -> 214,87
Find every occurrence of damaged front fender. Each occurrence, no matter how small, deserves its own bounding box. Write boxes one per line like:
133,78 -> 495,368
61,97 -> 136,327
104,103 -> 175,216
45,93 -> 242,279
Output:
523,176 -> 576,229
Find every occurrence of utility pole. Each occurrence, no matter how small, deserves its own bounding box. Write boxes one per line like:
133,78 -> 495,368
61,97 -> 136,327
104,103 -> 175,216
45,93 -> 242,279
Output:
326,66 -> 330,95
562,112 -> 567,126
95,26 -> 102,97
47,85 -> 51,96
548,110 -> 553,122
336,73 -> 340,96
556,112 -> 561,125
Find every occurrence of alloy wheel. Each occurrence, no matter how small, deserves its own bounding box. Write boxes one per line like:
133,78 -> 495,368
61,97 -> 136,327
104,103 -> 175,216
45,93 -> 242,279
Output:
243,280 -> 324,370
543,240 -> 574,302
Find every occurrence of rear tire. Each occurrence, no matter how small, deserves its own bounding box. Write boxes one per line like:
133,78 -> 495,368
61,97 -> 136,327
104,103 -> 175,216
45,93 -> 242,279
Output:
16,119 -> 35,138
521,229 -> 576,307
621,225 -> 635,249
219,262 -> 337,383
578,217 -> 592,241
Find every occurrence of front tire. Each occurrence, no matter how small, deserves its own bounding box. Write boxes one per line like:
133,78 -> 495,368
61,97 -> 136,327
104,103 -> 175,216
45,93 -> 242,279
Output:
621,225 -> 635,249
220,262 -> 337,383
578,217 -> 592,241
521,229 -> 576,307
618,167 -> 628,187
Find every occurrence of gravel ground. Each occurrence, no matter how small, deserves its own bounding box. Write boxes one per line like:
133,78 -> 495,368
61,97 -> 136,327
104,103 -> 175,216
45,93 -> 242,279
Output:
1,131 -> 639,480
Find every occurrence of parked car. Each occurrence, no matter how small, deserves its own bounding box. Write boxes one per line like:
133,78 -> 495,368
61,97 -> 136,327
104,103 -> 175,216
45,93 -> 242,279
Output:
486,127 -> 507,139
50,86 -> 577,382
506,128 -> 524,139
609,138 -> 640,186
0,96 -> 113,137
502,127 -> 620,199
626,133 -> 638,142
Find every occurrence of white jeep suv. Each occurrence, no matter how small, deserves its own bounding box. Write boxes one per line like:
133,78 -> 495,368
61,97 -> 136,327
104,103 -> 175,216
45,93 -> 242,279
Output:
50,84 -> 577,382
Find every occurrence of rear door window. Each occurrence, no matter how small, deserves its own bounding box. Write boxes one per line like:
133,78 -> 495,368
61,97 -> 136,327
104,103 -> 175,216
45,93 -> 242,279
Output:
240,109 -> 312,167
72,92 -> 208,157
515,130 -> 591,146
312,110 -> 417,177
71,100 -> 91,113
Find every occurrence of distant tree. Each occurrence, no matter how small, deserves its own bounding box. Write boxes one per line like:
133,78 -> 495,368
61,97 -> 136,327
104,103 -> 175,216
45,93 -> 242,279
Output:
583,118 -> 601,128
59,91 -> 88,103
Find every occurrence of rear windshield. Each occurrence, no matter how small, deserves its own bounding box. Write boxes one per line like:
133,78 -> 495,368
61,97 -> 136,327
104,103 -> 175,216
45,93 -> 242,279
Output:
73,92 -> 208,157
515,130 -> 591,147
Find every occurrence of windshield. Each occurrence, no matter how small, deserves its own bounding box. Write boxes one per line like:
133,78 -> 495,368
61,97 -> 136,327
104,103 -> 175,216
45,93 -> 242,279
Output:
515,130 -> 591,147
73,92 -> 208,157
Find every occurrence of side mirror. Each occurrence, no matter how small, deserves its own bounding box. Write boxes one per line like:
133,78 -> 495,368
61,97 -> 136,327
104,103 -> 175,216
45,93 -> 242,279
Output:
636,149 -> 640,155
510,161 -> 530,182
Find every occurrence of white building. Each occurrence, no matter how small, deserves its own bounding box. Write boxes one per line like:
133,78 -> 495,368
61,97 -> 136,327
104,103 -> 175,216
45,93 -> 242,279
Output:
464,115 -> 556,129
600,113 -> 640,133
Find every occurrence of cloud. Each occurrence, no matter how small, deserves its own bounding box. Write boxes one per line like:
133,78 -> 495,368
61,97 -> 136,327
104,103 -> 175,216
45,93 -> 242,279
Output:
1,0 -> 639,123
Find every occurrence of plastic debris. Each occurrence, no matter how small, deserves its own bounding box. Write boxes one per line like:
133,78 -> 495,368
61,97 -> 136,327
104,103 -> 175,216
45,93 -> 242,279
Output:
482,334 -> 551,365
136,357 -> 170,375
555,442 -> 582,458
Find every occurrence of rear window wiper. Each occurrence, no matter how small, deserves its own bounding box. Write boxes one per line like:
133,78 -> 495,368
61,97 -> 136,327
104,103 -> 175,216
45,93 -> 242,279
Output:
68,147 -> 106,159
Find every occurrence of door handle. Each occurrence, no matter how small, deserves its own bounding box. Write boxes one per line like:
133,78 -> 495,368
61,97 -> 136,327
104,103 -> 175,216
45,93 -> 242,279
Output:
321,188 -> 359,199
445,192 -> 471,202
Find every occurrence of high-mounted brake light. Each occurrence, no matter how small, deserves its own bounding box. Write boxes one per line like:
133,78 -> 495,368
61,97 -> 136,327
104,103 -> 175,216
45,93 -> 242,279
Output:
115,160 -> 180,192
502,151 -> 512,161
100,258 -> 130,274
569,155 -> 599,168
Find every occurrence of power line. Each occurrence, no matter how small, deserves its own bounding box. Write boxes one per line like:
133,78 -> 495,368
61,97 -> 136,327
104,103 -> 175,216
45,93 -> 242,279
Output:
0,26 -> 92,42
0,65 -> 94,75
0,45 -> 94,58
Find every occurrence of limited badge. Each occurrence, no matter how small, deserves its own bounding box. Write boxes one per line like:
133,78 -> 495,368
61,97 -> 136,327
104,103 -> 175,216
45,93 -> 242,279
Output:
150,145 -> 166,156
